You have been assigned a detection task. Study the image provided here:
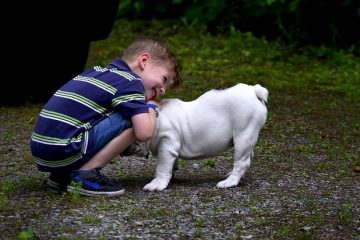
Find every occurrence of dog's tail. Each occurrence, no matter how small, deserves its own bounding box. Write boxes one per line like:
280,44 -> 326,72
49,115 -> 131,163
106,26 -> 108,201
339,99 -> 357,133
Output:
253,84 -> 268,105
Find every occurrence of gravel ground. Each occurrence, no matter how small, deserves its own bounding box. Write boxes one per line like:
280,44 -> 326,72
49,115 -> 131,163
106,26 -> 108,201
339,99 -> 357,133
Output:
1,90 -> 359,239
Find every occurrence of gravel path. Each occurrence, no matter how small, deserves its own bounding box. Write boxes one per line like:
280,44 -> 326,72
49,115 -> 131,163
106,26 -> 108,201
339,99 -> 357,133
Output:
1,90 -> 359,239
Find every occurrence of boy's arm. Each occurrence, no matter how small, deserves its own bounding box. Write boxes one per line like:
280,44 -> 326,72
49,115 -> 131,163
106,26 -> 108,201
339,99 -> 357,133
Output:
131,101 -> 158,142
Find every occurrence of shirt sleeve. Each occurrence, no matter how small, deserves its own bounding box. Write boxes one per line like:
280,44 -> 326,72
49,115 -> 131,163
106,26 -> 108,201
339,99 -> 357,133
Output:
111,80 -> 149,117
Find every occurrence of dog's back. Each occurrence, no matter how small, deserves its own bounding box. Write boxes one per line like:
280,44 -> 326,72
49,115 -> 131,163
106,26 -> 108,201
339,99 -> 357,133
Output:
148,83 -> 268,158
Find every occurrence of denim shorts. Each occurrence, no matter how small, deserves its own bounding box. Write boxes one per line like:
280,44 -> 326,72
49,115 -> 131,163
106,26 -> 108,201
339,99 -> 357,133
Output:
87,112 -> 132,157
68,112 -> 132,170
41,112 -> 132,173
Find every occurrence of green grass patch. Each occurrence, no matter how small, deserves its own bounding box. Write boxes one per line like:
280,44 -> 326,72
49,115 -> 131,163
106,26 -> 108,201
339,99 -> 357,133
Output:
87,19 -> 360,102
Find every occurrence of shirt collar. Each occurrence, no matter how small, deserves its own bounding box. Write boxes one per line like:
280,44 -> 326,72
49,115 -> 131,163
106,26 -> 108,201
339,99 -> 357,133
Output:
110,58 -> 132,71
108,58 -> 142,80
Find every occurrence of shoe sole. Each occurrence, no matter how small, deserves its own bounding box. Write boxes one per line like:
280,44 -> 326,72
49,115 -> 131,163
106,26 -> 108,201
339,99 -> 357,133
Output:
67,186 -> 125,197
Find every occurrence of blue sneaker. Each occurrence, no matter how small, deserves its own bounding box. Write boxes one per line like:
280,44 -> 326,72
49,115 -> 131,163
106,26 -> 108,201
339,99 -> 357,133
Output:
67,169 -> 125,196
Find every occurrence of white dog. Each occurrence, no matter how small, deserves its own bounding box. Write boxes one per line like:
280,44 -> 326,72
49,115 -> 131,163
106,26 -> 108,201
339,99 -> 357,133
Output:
143,83 -> 268,191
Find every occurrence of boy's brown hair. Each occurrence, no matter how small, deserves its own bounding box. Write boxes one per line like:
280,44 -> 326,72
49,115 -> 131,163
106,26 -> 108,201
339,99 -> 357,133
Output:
122,36 -> 182,88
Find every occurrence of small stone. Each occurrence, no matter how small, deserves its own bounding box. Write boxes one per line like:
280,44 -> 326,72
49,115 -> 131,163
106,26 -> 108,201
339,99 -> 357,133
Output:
193,163 -> 200,169
300,226 -> 312,232
353,166 -> 360,172
241,235 -> 253,239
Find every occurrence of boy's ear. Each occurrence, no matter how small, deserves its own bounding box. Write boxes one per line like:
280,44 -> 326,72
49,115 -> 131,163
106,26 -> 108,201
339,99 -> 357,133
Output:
139,53 -> 150,70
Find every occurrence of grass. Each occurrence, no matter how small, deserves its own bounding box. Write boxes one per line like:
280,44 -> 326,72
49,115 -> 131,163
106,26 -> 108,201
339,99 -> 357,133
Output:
87,19 -> 360,102
81,215 -> 102,225
0,19 -> 359,239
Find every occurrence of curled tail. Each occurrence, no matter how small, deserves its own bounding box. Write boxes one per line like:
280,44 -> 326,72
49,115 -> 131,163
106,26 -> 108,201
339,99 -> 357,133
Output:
253,84 -> 269,105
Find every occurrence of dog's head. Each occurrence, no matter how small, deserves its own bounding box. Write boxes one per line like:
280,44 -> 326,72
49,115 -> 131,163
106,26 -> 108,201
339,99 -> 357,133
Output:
121,101 -> 167,158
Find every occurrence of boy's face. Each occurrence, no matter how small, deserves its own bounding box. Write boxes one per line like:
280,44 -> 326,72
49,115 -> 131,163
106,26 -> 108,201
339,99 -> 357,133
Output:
140,62 -> 173,101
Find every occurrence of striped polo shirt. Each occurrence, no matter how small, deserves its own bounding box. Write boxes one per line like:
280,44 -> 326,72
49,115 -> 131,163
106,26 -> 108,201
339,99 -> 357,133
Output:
30,58 -> 149,171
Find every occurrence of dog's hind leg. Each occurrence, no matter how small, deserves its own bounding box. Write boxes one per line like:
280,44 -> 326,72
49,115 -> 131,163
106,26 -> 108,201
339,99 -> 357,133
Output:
216,131 -> 258,188
217,154 -> 251,188
225,150 -> 254,177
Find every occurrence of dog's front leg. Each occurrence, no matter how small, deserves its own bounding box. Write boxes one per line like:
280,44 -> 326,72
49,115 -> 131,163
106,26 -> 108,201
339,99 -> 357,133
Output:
143,148 -> 178,191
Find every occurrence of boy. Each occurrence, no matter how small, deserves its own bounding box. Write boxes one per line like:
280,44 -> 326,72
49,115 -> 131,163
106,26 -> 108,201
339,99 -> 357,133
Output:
30,37 -> 182,196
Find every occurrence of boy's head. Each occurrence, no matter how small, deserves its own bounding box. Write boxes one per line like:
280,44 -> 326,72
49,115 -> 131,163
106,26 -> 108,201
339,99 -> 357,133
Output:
122,37 -> 182,100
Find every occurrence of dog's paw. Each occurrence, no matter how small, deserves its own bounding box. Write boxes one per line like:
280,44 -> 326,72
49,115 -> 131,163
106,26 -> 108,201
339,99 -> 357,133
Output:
143,178 -> 169,191
216,175 -> 240,188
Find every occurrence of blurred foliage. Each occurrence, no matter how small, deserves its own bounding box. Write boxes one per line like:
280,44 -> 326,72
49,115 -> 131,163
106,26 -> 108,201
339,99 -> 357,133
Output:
117,0 -> 360,54
87,19 -> 360,102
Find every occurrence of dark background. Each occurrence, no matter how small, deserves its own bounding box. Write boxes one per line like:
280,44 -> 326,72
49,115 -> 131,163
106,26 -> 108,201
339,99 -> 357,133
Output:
2,0 -> 359,106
